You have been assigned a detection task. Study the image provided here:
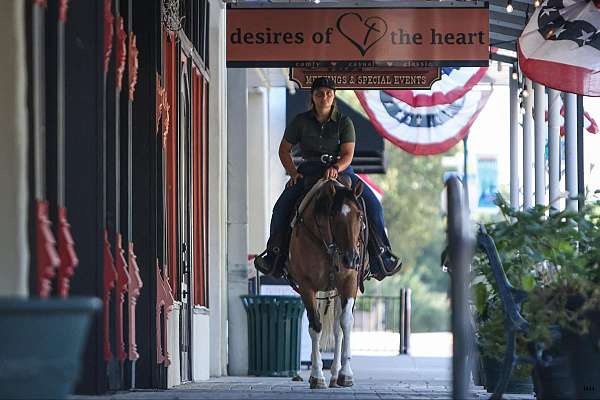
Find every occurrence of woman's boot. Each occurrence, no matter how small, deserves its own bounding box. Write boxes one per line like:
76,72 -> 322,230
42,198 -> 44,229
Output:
368,231 -> 402,281
254,232 -> 286,278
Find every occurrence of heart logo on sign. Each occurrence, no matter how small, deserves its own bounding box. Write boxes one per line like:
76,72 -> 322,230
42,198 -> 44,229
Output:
336,12 -> 388,56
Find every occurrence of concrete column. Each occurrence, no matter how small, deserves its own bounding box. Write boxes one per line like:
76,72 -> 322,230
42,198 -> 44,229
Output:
208,0 -> 227,377
522,78 -> 534,209
226,68 -> 249,376
0,1 -> 28,297
533,82 -> 546,206
247,88 -> 270,255
268,87 -> 288,212
547,89 -> 561,211
564,92 -> 578,211
509,67 -> 520,209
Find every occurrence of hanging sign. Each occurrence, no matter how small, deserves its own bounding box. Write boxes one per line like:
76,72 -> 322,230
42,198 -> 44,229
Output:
290,67 -> 441,90
226,5 -> 489,67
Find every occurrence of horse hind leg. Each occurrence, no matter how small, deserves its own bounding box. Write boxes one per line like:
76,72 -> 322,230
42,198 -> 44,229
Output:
329,296 -> 343,388
299,288 -> 327,389
338,296 -> 355,387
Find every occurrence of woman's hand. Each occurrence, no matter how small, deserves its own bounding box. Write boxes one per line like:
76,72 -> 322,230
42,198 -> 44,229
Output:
287,171 -> 303,187
324,165 -> 338,180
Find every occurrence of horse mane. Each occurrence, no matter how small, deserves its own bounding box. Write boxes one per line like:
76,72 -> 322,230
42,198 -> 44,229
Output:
313,181 -> 356,217
314,183 -> 334,217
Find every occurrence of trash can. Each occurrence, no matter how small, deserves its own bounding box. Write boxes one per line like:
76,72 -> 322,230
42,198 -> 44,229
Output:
241,295 -> 305,377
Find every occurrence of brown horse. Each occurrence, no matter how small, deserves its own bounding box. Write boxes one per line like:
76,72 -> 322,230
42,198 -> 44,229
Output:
287,178 -> 366,389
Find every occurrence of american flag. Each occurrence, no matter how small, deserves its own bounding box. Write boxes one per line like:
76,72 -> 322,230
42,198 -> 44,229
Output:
518,0 -> 600,96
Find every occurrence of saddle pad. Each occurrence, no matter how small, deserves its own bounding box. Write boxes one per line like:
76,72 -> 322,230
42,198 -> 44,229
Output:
290,178 -> 345,228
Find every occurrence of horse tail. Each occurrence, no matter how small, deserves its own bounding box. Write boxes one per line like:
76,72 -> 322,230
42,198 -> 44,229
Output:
316,290 -> 340,351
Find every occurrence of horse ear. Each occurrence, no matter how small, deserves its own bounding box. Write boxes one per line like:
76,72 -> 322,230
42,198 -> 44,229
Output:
353,181 -> 363,198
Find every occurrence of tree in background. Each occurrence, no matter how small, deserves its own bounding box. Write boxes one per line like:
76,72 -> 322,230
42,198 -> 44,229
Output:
366,142 -> 452,332
337,90 -> 453,332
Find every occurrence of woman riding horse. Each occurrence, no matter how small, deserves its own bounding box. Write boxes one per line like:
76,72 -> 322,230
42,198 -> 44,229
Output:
255,77 -> 401,281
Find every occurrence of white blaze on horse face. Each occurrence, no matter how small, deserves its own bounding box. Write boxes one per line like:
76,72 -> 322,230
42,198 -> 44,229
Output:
340,204 -> 351,217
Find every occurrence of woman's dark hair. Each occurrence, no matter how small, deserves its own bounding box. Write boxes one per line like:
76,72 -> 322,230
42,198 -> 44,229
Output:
311,77 -> 336,92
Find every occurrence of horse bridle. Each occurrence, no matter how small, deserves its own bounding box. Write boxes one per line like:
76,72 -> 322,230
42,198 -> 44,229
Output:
298,191 -> 365,272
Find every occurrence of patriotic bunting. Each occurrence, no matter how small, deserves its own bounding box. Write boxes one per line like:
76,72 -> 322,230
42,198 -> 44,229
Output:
383,67 -> 487,107
356,89 -> 491,155
518,0 -> 600,96
546,95 -> 599,134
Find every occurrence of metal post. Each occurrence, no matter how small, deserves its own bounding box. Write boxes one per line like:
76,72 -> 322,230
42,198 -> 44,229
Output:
509,67 -> 519,209
33,2 -> 46,203
446,177 -> 474,400
523,78 -> 534,209
564,92 -> 578,211
463,136 -> 470,209
577,95 -> 585,210
534,82 -> 546,206
399,288 -> 405,355
548,89 -> 561,211
404,288 -> 411,355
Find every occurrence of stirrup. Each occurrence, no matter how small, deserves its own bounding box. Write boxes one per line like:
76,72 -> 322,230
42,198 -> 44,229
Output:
254,250 -> 275,275
383,253 -> 403,276
372,248 -> 402,281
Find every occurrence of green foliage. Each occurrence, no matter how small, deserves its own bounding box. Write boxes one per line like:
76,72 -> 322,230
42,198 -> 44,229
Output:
364,144 -> 451,332
473,194 -> 600,357
477,300 -> 533,379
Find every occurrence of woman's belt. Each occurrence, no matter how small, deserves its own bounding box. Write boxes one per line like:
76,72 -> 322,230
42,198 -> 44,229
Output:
302,154 -> 338,165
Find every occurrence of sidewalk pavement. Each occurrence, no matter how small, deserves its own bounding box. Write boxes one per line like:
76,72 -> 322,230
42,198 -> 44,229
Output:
71,355 -> 535,400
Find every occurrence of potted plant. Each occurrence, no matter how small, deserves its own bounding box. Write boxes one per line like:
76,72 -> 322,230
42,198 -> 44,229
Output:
0,296 -> 101,399
518,200 -> 600,400
478,196 -> 600,400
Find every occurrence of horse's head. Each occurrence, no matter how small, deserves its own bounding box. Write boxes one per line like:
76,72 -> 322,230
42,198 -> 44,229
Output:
315,180 -> 365,270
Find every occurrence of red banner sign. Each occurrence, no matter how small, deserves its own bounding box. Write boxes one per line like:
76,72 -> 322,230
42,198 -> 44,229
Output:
227,5 -> 489,67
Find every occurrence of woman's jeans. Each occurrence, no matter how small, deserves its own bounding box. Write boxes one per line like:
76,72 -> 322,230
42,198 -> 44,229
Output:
269,162 -> 390,247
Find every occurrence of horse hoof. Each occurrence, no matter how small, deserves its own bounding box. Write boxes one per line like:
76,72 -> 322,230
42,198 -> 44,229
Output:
309,376 -> 327,389
337,374 -> 354,387
329,378 -> 340,388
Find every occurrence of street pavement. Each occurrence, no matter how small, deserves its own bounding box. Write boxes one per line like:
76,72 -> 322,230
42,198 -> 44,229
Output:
71,355 -> 535,400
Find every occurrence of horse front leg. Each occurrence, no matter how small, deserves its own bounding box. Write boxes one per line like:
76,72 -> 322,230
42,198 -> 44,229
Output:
329,296 -> 343,388
338,296 -> 355,387
308,324 -> 327,389
299,289 -> 327,389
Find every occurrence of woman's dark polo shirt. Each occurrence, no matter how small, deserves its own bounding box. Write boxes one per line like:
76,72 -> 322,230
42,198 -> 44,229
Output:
283,105 -> 355,159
